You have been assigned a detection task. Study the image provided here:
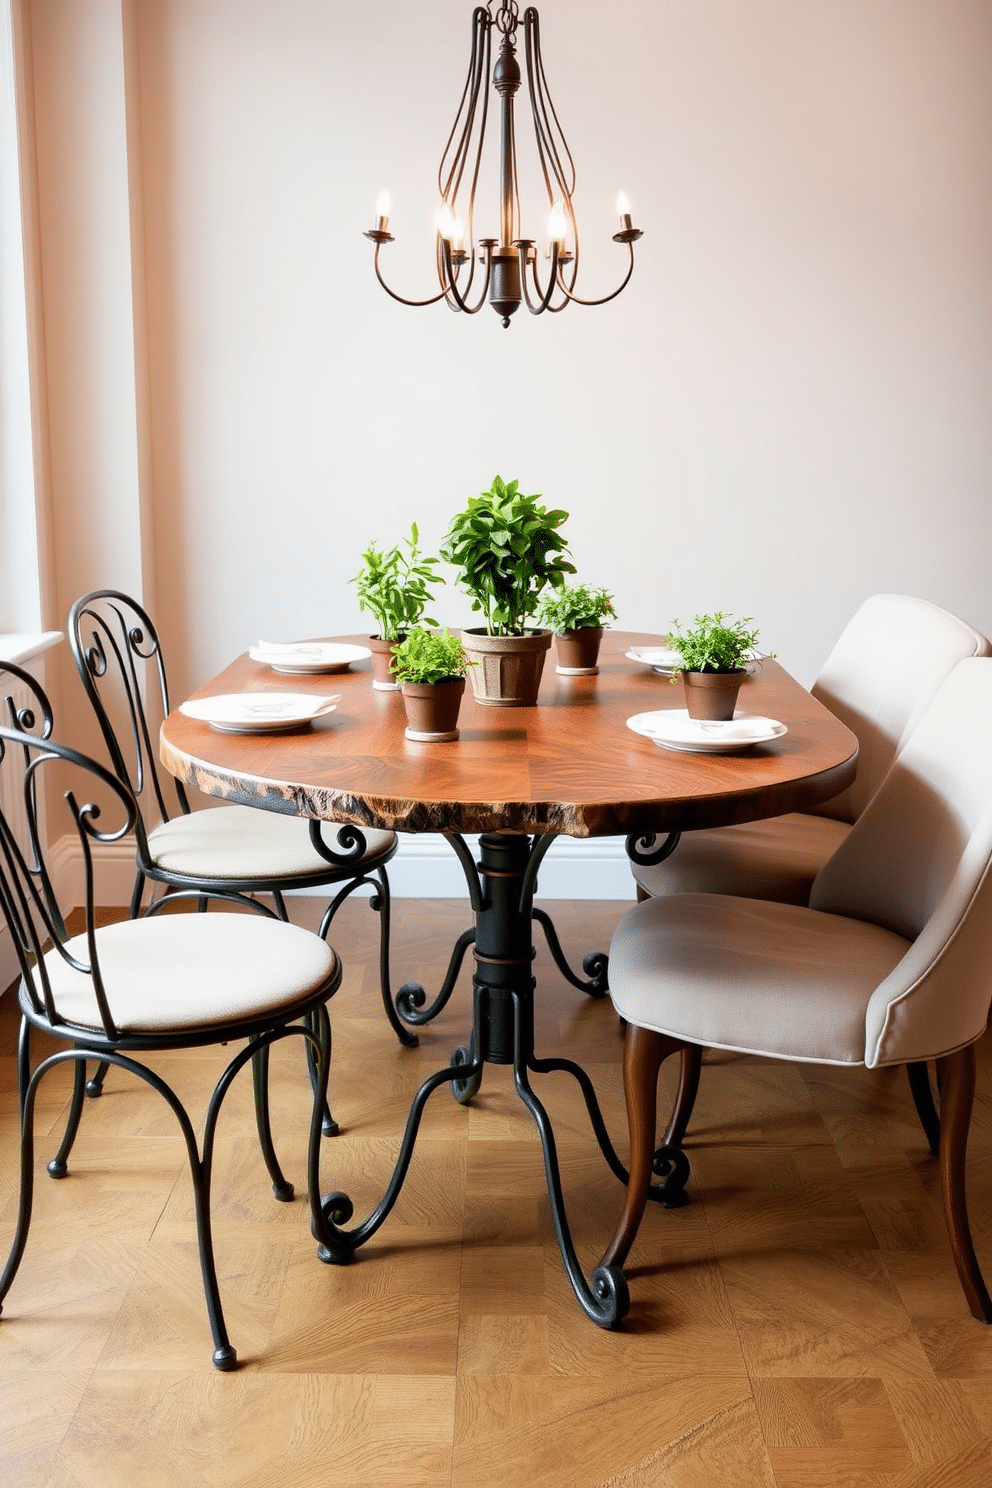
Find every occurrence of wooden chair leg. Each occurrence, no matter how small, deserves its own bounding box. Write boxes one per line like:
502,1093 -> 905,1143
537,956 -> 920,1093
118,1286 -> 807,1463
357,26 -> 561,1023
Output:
660,1046 -> 703,1149
601,1026 -> 683,1270
906,1060 -> 940,1156
936,1043 -> 992,1323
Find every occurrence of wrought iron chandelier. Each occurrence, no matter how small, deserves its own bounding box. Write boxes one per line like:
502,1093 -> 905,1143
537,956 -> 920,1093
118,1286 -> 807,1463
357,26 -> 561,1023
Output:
364,0 -> 643,328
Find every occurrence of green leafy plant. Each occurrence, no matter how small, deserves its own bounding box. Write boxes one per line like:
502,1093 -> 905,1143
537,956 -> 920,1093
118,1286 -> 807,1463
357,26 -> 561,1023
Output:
439,475 -> 575,636
390,628 -> 473,685
350,524 -> 440,642
666,611 -> 761,676
537,582 -> 617,635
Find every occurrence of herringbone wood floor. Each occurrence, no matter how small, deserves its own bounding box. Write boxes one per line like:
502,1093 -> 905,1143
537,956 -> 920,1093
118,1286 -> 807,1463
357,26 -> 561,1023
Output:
2,896 -> 991,1487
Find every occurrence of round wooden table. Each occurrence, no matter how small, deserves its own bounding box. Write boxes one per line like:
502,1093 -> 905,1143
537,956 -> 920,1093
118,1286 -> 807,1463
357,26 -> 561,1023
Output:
161,631 -> 858,1328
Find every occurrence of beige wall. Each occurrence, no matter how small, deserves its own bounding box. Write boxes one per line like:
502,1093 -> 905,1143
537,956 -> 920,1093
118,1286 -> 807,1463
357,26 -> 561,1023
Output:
9,0 -> 992,736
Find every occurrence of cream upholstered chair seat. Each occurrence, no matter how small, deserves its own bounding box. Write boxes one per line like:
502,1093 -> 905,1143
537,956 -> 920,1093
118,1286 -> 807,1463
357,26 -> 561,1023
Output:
47,913 -> 337,1034
604,657 -> 992,1324
632,594 -> 991,905
610,893 -> 910,1064
147,806 -> 395,881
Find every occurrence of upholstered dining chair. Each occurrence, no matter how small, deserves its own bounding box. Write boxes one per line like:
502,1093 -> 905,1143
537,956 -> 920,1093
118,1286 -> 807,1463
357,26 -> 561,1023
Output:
68,590 -> 413,1072
603,657 -> 992,1325
0,662 -> 343,1368
631,594 -> 991,1149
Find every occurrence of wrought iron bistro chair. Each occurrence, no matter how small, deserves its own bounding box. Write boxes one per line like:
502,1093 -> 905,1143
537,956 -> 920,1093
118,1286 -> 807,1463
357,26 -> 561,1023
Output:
629,594 -> 992,1153
604,658 -> 992,1326
0,663 -> 343,1368
69,590 -> 415,1105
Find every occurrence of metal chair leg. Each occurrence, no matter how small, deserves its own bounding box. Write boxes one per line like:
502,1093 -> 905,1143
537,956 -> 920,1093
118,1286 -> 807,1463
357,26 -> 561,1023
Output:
85,1061 -> 109,1097
369,866 -> 419,1047
304,1010 -> 338,1136
46,1057 -> 89,1178
250,1044 -> 295,1200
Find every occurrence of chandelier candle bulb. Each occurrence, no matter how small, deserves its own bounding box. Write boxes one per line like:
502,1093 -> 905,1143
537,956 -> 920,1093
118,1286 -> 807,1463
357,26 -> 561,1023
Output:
436,202 -> 455,241
616,192 -> 633,232
375,189 -> 390,233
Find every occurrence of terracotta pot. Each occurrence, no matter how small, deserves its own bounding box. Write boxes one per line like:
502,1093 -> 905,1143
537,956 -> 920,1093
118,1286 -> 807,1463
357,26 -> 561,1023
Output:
461,628 -> 552,707
368,634 -> 403,691
554,626 -> 603,676
681,669 -> 745,721
401,677 -> 465,741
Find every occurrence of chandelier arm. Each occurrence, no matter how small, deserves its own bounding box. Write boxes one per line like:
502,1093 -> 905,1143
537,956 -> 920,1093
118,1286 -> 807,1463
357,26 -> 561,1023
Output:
518,242 -> 561,315
438,239 -> 494,314
524,10 -> 577,200
439,8 -> 489,203
372,243 -> 453,309
461,19 -> 492,263
553,241 -> 637,308
437,12 -> 491,305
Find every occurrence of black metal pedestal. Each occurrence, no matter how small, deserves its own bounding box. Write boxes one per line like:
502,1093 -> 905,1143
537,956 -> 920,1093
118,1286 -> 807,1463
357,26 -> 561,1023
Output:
312,831 -> 648,1328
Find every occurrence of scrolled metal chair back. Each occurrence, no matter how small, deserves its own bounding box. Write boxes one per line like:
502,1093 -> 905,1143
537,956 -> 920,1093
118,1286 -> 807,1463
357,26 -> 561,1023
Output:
0,662 -> 59,925
68,589 -> 189,834
0,703 -> 138,1040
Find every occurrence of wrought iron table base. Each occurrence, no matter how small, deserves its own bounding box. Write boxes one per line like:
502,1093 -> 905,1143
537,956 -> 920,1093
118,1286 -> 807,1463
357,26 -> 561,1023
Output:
394,835 -> 609,1030
310,830 -> 690,1327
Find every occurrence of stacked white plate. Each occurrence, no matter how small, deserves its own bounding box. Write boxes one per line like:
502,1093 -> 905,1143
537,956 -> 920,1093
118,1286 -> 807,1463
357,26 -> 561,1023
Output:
626,709 -> 787,754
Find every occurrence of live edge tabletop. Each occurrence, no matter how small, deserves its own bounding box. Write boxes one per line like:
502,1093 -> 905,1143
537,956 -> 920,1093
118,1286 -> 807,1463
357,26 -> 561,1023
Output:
159,631 -> 858,839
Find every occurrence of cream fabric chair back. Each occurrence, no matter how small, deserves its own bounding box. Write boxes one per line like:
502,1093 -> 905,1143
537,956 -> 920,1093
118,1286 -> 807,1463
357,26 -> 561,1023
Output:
811,594 -> 991,824
810,657 -> 992,1066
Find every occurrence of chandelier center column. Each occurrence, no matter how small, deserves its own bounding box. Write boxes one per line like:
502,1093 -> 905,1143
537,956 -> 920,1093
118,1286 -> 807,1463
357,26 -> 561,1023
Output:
490,34 -> 522,326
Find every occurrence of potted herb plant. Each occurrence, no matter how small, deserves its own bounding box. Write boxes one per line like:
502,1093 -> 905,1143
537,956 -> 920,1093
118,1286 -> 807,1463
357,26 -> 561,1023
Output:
537,582 -> 617,676
666,611 -> 761,720
440,475 -> 575,706
350,524 -> 440,690
391,628 -> 473,741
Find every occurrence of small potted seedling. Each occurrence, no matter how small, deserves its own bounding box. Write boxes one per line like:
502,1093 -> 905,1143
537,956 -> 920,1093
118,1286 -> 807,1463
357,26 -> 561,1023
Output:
666,611 -> 761,720
350,524 -> 440,690
391,628 -> 473,741
440,475 -> 575,706
537,582 -> 618,675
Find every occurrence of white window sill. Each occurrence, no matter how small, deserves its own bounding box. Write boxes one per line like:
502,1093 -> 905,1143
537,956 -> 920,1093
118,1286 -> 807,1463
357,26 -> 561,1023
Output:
0,631 -> 62,664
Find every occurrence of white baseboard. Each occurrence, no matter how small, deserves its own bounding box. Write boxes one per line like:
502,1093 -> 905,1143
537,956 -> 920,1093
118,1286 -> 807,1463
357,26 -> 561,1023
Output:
380,833 -> 637,900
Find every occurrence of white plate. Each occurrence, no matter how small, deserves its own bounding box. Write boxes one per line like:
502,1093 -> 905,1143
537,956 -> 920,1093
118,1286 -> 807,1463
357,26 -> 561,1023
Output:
627,709 -> 787,754
626,646 -> 765,677
625,646 -> 683,675
249,641 -> 371,674
180,693 -> 341,734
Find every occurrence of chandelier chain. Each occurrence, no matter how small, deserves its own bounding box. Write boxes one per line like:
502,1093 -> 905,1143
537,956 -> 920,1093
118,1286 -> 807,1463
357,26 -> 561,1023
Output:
489,0 -> 520,38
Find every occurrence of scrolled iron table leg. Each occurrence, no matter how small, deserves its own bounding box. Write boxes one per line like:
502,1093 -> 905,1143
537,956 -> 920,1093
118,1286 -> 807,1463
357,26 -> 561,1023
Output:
312,831 -> 634,1326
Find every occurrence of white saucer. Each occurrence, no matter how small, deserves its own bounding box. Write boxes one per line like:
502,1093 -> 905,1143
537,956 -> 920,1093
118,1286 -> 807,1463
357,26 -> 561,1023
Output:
626,709 -> 787,754
180,693 -> 340,734
249,641 -> 371,674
